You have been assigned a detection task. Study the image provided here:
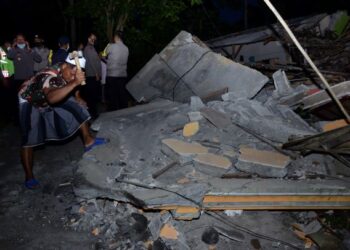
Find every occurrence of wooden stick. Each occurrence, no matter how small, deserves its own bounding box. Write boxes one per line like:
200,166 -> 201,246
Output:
73,51 -> 86,85
263,0 -> 350,123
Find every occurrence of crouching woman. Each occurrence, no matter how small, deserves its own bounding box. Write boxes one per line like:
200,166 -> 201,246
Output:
18,56 -> 107,189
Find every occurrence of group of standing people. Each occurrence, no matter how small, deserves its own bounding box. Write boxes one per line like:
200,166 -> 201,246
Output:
80,31 -> 130,117
0,31 -> 130,189
1,32 -> 130,121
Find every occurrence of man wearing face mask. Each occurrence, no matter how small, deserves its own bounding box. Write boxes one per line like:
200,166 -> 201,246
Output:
7,33 -> 42,123
52,36 -> 70,65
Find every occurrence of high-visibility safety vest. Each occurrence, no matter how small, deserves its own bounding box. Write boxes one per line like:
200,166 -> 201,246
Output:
0,47 -> 14,78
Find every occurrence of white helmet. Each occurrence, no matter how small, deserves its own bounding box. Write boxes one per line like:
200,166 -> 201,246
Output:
65,51 -> 86,68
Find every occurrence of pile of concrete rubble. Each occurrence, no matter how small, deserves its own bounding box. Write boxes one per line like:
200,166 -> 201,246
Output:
71,31 -> 350,249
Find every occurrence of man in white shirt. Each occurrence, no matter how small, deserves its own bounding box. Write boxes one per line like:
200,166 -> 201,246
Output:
105,32 -> 129,111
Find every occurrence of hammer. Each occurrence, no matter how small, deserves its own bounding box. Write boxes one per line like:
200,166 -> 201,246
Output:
69,50 -> 86,85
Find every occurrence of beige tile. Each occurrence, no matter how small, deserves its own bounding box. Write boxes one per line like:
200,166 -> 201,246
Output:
183,121 -> 199,137
160,223 -> 178,240
239,147 -> 290,168
162,138 -> 208,156
194,153 -> 232,169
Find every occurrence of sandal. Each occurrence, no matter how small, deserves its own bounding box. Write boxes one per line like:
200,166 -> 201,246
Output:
25,178 -> 40,189
84,137 -> 109,152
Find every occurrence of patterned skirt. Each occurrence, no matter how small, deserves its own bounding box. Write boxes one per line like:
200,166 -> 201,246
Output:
19,96 -> 91,147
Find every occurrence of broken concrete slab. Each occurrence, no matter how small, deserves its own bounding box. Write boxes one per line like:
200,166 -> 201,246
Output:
235,161 -> 288,178
75,96 -> 350,215
264,98 -> 316,133
200,107 -> 231,129
190,96 -> 205,111
126,31 -> 269,103
148,212 -> 172,240
187,111 -> 203,122
209,99 -> 315,143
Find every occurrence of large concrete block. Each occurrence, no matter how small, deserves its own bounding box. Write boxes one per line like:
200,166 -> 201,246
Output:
127,31 -> 269,103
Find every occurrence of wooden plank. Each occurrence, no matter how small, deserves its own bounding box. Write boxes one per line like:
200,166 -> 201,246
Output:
283,125 -> 350,152
203,195 -> 350,203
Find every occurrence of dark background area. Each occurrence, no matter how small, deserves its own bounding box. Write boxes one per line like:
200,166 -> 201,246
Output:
0,0 -> 349,75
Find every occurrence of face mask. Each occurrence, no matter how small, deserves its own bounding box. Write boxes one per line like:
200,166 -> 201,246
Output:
17,43 -> 26,49
65,45 -> 70,52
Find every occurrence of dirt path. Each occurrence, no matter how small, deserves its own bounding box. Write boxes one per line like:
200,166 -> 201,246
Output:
0,125 -> 96,249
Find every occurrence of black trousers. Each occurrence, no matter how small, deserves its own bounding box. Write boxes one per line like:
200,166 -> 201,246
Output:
6,78 -> 24,124
80,76 -> 101,118
105,76 -> 128,111
0,77 -> 13,121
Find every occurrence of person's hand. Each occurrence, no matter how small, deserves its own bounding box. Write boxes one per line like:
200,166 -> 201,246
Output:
25,41 -> 31,51
96,74 -> 100,81
74,70 -> 85,86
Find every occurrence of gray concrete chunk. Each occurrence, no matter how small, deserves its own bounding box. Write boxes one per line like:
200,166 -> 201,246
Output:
272,70 -> 293,98
127,31 -> 269,103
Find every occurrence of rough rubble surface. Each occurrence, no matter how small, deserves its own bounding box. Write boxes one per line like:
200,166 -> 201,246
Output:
75,98 -> 350,209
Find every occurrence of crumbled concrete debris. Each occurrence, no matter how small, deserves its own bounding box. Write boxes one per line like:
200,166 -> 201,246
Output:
148,212 -> 172,240
308,230 -> 344,250
187,111 -> 203,121
126,31 -> 269,103
293,220 -> 322,235
209,98 -> 315,143
76,97 -> 350,213
200,107 -> 232,129
190,96 -> 205,111
221,92 -> 240,102
224,210 -> 243,217
264,98 -> 316,132
272,70 -> 294,98
235,161 -> 288,178
277,84 -> 310,107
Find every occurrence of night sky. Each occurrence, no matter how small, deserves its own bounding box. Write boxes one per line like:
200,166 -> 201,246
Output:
0,0 -> 349,49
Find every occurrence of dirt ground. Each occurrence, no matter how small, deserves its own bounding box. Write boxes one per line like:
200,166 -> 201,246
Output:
0,124 -> 98,250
